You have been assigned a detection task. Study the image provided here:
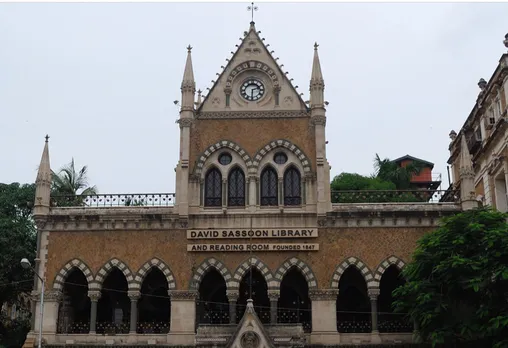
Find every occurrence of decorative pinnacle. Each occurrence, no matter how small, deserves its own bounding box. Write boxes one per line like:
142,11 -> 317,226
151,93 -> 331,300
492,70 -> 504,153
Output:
45,134 -> 50,143
247,2 -> 258,22
503,33 -> 508,49
197,89 -> 202,95
314,42 -> 319,50
187,45 -> 192,52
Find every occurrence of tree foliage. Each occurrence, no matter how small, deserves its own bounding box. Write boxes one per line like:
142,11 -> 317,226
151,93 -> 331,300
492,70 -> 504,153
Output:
51,158 -> 98,206
0,183 -> 36,346
373,153 -> 423,190
393,208 -> 508,347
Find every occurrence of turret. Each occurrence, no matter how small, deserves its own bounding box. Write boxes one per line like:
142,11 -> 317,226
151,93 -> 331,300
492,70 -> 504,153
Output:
309,43 -> 331,215
175,45 -> 196,218
34,135 -> 51,217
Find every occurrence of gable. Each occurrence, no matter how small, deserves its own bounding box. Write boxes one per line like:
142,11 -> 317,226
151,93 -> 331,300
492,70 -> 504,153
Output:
226,299 -> 275,348
198,23 -> 309,116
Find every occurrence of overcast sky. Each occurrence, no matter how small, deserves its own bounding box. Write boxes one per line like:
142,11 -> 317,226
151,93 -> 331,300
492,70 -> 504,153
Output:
1,2 -> 507,193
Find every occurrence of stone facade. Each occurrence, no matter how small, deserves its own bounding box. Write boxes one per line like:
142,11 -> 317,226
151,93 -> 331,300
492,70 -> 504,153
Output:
26,20 -> 465,348
448,35 -> 508,212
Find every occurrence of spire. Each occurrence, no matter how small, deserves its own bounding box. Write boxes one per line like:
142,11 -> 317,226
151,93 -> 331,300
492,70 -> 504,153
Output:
181,45 -> 195,91
311,42 -> 324,85
458,134 -> 478,210
34,135 -> 51,216
310,42 -> 325,108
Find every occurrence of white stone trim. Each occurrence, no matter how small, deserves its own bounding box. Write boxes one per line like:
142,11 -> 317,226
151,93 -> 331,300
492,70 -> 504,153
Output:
372,255 -> 406,288
273,257 -> 318,289
230,257 -> 275,292
330,257 -> 375,289
190,257 -> 233,291
133,258 -> 176,290
92,258 -> 135,291
53,259 -> 94,291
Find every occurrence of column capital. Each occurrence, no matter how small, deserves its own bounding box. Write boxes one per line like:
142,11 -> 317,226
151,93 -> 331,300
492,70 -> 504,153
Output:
309,289 -> 339,301
368,288 -> 380,300
268,290 -> 280,300
226,290 -> 239,302
169,290 -> 198,301
44,290 -> 63,302
128,291 -> 141,301
88,290 -> 102,302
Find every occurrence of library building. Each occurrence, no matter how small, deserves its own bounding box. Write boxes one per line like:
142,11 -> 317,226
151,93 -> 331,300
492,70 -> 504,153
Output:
25,18 -> 482,348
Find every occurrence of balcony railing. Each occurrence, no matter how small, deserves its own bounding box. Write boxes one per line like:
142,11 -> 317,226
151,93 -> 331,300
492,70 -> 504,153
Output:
51,193 -> 176,208
331,189 -> 459,204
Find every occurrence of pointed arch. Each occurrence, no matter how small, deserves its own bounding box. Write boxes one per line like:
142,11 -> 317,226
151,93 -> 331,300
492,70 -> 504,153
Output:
195,140 -> 253,176
274,257 -> 317,290
190,258 -> 233,291
92,258 -> 135,291
228,166 -> 246,207
373,255 -> 406,288
204,166 -> 222,207
230,257 -> 275,292
330,257 -> 375,289
252,139 -> 311,173
133,258 -> 176,291
53,259 -> 94,290
260,165 -> 278,206
283,165 -> 302,206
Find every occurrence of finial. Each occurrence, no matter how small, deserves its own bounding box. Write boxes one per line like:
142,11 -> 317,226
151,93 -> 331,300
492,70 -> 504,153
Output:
504,33 -> 508,49
186,45 -> 192,53
247,2 -> 258,23
478,78 -> 487,91
197,89 -> 202,95
449,130 -> 457,141
45,134 -> 50,143
314,42 -> 319,50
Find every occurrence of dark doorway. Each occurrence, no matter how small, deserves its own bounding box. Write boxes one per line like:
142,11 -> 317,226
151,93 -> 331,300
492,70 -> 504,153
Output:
378,265 -> 413,332
278,268 -> 311,332
137,268 -> 171,333
237,268 -> 270,324
57,269 -> 90,333
96,268 -> 130,334
197,269 -> 229,325
336,267 -> 371,333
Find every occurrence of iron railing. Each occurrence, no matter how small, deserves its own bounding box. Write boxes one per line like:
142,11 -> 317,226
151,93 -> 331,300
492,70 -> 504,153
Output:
331,189 -> 459,204
378,313 -> 414,333
198,309 -> 230,325
277,309 -> 311,332
56,321 -> 90,334
136,321 -> 170,334
51,193 -> 176,208
96,321 -> 129,334
336,319 -> 372,333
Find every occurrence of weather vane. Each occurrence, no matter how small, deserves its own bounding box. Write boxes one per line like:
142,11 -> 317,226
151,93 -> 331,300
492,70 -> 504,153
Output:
247,2 -> 258,22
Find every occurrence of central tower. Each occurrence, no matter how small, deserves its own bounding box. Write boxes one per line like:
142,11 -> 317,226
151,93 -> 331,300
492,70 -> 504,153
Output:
174,21 -> 331,218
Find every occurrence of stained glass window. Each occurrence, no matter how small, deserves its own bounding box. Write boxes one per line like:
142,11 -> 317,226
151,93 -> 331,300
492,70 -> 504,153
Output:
284,166 -> 301,206
228,167 -> 245,207
260,167 -> 278,206
204,168 -> 222,207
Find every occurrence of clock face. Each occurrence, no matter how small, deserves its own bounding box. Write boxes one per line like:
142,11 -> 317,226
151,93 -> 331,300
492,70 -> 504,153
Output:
240,78 -> 265,101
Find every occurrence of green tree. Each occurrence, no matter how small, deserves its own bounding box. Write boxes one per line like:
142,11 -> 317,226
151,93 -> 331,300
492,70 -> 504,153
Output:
0,183 -> 36,347
393,208 -> 508,347
51,158 -> 97,206
373,153 -> 423,190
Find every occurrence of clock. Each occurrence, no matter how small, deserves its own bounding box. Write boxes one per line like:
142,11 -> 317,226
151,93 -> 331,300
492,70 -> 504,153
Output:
240,78 -> 265,101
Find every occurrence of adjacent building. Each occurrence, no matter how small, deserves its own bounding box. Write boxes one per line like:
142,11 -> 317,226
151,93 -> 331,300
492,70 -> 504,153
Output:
448,34 -> 508,212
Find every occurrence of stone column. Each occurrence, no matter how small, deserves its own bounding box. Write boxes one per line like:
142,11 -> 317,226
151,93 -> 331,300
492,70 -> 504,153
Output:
268,291 -> 279,324
227,291 -> 239,324
368,288 -> 381,344
32,289 -> 62,336
88,291 -> 101,334
168,290 -> 198,345
309,289 -> 339,345
128,291 -> 140,334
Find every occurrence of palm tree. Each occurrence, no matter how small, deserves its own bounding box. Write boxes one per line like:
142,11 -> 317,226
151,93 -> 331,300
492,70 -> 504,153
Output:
373,154 -> 423,190
51,158 -> 97,199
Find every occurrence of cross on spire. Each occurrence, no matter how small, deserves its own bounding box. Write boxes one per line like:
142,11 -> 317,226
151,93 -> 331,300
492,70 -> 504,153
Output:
247,2 -> 258,22
186,45 -> 192,53
45,134 -> 50,143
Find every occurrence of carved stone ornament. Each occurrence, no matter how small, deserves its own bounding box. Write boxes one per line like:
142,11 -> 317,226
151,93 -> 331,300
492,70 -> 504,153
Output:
197,110 -> 310,120
45,290 -> 63,302
177,118 -> 194,128
169,290 -> 198,301
309,289 -> 339,301
88,291 -> 101,302
267,290 -> 280,300
225,60 -> 280,89
240,331 -> 260,348
311,115 -> 327,126
368,288 -> 380,300
317,218 -> 327,227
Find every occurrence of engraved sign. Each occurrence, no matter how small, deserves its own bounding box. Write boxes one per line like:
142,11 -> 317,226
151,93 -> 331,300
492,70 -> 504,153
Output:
187,228 -> 318,240
187,243 -> 319,252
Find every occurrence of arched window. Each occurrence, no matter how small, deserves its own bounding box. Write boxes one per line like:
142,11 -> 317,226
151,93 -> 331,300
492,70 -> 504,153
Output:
260,167 -> 278,206
205,168 -> 222,207
228,167 -> 245,207
284,166 -> 301,206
